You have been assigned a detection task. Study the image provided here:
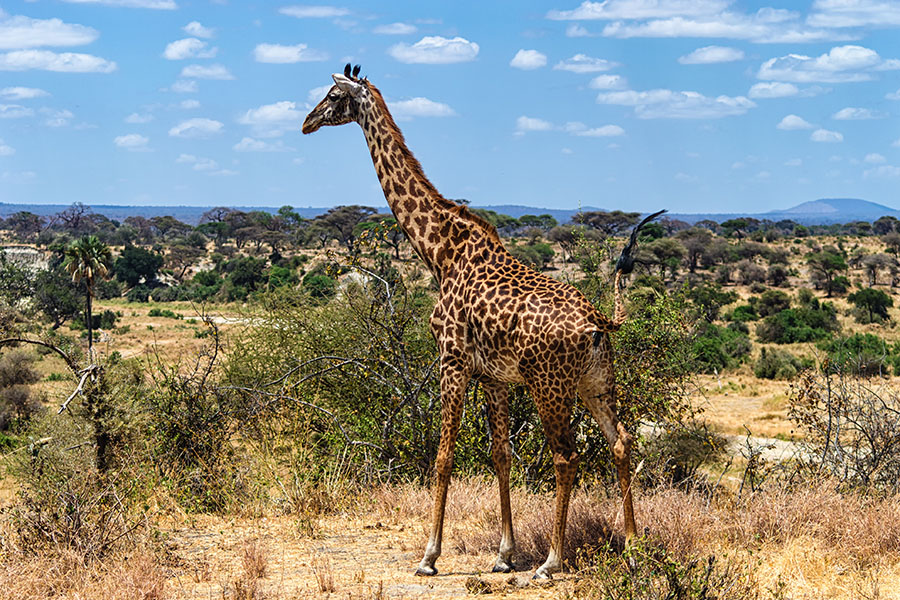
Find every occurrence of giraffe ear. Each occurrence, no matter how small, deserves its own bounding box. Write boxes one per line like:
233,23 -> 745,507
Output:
332,73 -> 362,96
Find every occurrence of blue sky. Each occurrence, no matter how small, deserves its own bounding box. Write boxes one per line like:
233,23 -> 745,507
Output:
1,0 -> 899,215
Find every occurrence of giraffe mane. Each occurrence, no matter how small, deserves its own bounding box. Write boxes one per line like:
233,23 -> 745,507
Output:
364,81 -> 502,245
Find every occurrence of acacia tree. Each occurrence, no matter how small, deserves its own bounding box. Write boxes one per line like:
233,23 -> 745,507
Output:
64,235 -> 112,359
807,247 -> 848,297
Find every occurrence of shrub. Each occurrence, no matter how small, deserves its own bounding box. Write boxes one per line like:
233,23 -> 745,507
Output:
736,259 -> 765,285
685,282 -> 737,322
125,284 -> 152,303
790,369 -> 900,492
728,304 -> 757,322
755,302 -> 840,344
753,347 -> 805,380
753,290 -> 790,317
0,350 -> 42,430
94,278 -> 122,300
691,323 -> 751,373
821,333 -> 894,377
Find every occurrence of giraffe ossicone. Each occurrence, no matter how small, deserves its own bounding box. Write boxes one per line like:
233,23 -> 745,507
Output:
303,64 -> 661,579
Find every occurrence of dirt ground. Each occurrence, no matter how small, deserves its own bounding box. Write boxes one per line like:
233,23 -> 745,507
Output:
163,513 -> 570,599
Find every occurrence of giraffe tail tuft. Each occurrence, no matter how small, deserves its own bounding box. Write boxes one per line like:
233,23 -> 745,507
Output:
613,209 -> 666,327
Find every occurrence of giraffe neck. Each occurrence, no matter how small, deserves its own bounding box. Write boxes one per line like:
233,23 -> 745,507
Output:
355,86 -> 488,279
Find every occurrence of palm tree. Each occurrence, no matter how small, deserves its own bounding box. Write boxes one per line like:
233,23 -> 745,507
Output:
63,235 -> 112,360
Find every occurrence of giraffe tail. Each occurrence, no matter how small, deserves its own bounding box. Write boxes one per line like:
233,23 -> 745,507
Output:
612,209 -> 667,328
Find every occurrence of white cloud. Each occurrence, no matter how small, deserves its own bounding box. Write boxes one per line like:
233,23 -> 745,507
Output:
389,36 -> 479,64
864,153 -> 886,164
171,79 -> 198,93
60,0 -> 176,7
515,116 -> 554,135
832,107 -> 885,119
785,158 -> 803,166
168,117 -> 223,138
0,104 -> 34,118
678,45 -> 744,64
0,50 -> 116,73
0,139 -> 14,156
566,23 -> 592,36
777,114 -> 814,129
114,133 -> 149,150
180,64 -> 234,79
599,10 -> 849,43
554,53 -> 617,72
306,85 -> 332,106
176,153 -> 218,170
748,81 -> 799,98
125,112 -> 153,123
0,13 -> 98,49
42,107 -> 73,127
510,49 -> 547,70
894,138 -> 900,148
758,45 -> 899,83
596,89 -> 755,119
389,97 -> 456,120
674,172 -> 699,183
233,137 -> 294,152
808,0 -> 900,28
811,128 -> 843,142
887,88 -> 900,100
515,116 -> 625,137
164,38 -> 217,60
279,5 -> 350,18
180,99 -> 200,109
0,86 -> 49,100
565,122 -> 625,136
864,165 -> 900,178
238,101 -> 304,137
589,74 -> 627,89
253,43 -> 328,63
547,0 -> 729,20
183,21 -> 214,38
373,22 -> 416,35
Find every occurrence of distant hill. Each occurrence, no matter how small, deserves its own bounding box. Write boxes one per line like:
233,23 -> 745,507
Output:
3,198 -> 899,226
765,198 -> 900,223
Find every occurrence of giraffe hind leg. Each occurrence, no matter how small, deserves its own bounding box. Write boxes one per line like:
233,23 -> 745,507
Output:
580,386 -> 637,539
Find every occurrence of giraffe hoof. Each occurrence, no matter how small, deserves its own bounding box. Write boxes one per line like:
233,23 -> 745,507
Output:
492,560 -> 514,573
414,565 -> 437,577
532,570 -> 553,581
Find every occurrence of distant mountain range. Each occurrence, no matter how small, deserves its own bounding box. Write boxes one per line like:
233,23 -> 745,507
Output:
1,198 -> 897,226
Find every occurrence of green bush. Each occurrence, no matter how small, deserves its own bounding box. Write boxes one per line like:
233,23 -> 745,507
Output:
755,302 -> 840,344
728,304 -> 757,322
691,323 -> 751,373
754,290 -> 790,317
754,347 -> 806,380
821,333 -> 895,377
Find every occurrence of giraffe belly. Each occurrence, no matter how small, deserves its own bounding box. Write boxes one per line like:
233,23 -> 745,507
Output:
473,349 -> 524,383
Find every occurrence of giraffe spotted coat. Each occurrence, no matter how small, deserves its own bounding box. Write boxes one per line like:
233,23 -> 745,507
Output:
303,65 -> 638,579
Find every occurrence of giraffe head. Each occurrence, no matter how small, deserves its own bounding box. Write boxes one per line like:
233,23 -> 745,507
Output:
302,63 -> 370,134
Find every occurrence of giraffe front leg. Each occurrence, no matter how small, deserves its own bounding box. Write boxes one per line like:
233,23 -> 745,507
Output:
415,362 -> 469,576
483,380 -> 515,573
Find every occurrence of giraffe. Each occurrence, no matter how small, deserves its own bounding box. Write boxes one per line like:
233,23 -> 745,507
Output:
302,64 -> 661,579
